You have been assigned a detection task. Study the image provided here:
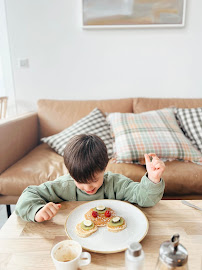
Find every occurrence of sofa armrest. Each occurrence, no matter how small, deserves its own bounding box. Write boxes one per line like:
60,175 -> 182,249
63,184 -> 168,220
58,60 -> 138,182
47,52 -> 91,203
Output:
0,112 -> 39,174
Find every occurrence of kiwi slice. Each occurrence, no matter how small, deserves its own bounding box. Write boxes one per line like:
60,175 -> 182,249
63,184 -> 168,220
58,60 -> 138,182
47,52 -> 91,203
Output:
109,217 -> 124,227
93,207 -> 106,214
81,221 -> 95,231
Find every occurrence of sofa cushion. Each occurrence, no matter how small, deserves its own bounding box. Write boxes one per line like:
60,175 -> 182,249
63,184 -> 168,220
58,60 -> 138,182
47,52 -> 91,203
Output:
0,144 -> 202,197
38,98 -> 133,138
41,108 -> 113,158
106,160 -> 146,182
133,98 -> 202,113
0,144 -> 68,196
0,112 -> 39,174
174,107 -> 202,153
163,160 -> 202,195
107,108 -> 202,165
0,143 -> 145,196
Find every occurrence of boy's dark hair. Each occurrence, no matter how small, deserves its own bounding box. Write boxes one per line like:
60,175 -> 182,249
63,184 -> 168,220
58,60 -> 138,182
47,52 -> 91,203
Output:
64,134 -> 109,183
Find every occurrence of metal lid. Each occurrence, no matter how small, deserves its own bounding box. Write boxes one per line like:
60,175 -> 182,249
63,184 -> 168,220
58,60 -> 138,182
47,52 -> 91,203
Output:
159,234 -> 188,267
128,242 -> 142,257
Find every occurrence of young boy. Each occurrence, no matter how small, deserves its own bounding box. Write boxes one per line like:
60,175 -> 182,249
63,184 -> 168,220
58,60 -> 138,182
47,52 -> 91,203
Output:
15,134 -> 165,222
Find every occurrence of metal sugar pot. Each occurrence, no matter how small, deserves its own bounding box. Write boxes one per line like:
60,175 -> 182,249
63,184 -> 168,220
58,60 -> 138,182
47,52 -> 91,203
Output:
155,234 -> 189,270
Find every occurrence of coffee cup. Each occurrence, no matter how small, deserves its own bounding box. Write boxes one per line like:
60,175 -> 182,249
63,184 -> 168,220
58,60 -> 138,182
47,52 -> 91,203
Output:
51,240 -> 91,270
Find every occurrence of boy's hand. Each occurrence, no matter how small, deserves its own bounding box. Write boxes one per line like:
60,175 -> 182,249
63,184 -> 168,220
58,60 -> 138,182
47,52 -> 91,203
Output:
35,202 -> 61,222
144,153 -> 165,184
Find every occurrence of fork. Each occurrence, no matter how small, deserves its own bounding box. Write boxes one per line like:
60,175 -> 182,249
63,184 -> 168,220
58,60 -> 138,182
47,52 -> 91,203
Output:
181,200 -> 202,211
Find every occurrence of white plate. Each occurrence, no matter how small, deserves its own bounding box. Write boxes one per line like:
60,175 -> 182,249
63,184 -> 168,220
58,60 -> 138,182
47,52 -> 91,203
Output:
64,200 -> 149,253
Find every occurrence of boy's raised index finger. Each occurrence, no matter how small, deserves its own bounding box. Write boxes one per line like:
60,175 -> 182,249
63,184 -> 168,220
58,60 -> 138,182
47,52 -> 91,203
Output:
148,153 -> 160,160
148,153 -> 157,157
144,154 -> 151,163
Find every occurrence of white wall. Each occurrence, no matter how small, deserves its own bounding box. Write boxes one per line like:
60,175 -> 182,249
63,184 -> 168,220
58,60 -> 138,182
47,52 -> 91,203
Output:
5,0 -> 202,114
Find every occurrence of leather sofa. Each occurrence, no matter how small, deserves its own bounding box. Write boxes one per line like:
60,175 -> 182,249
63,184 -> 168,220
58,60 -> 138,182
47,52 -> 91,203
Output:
0,98 -> 202,212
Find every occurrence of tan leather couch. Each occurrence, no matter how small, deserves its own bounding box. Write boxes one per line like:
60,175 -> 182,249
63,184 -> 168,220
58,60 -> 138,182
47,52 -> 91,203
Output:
0,98 -> 202,208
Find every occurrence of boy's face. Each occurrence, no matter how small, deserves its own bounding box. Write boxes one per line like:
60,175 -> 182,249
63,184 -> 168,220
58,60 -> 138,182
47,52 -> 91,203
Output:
74,171 -> 105,195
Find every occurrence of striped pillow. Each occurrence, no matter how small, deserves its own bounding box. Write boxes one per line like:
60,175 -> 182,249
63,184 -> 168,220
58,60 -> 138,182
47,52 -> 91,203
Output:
41,108 -> 113,158
107,108 -> 202,165
174,107 -> 202,153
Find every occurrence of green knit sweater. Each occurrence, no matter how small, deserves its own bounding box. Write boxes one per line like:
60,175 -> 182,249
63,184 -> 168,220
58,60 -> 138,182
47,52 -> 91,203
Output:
15,171 -> 165,222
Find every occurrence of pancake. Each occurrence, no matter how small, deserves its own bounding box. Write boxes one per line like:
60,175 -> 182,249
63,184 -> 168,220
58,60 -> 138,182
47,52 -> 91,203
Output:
106,216 -> 127,232
84,207 -> 116,227
75,220 -> 98,238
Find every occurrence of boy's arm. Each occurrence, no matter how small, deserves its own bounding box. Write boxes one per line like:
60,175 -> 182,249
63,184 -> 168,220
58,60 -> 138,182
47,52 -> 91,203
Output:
107,172 -> 165,207
116,153 -> 165,207
15,176 -> 75,222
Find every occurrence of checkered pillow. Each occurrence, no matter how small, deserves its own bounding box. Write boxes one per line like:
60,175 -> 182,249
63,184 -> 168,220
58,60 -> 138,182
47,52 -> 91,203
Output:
107,108 -> 202,165
41,108 -> 113,158
174,107 -> 202,153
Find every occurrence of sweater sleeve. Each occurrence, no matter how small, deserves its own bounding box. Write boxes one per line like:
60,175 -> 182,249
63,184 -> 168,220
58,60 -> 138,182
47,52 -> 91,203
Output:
105,172 -> 165,207
15,175 -> 76,222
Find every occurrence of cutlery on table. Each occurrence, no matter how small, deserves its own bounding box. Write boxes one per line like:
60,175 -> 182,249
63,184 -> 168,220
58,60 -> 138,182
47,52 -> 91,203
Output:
181,200 -> 202,211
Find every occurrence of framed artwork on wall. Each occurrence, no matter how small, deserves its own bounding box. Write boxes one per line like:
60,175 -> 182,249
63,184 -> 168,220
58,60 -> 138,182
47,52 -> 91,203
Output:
82,0 -> 186,29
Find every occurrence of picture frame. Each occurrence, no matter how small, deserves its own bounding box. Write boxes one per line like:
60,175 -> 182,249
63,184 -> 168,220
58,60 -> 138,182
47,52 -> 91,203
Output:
82,0 -> 186,29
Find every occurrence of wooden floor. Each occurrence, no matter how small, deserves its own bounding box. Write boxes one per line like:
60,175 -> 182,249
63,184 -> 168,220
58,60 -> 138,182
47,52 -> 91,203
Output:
0,205 -> 15,229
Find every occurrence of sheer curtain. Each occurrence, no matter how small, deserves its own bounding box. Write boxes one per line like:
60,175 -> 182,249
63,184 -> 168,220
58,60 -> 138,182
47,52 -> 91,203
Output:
0,0 -> 16,118
0,55 -> 6,96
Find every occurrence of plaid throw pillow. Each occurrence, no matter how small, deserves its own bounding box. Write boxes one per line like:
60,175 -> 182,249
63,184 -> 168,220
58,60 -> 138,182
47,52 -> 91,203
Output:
41,108 -> 113,158
174,107 -> 202,153
107,108 -> 202,165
